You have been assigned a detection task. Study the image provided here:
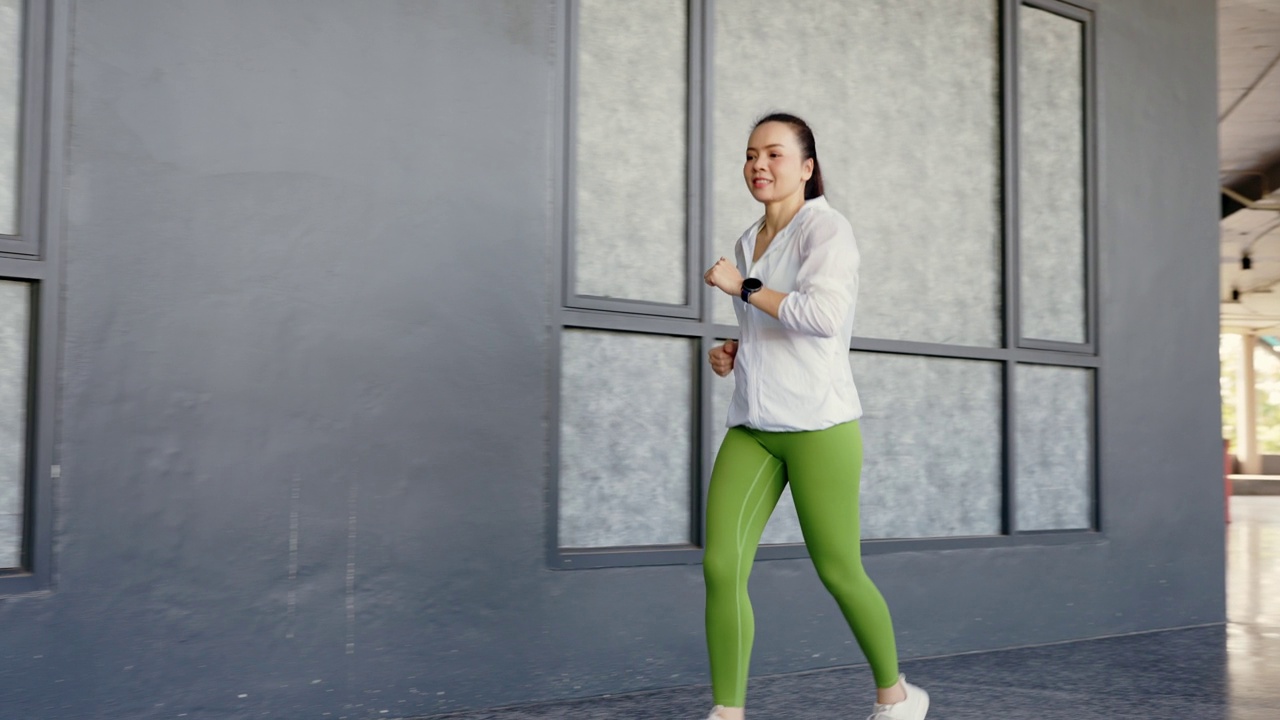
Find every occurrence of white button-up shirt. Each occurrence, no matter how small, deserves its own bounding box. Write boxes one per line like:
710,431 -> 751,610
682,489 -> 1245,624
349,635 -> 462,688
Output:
726,196 -> 863,432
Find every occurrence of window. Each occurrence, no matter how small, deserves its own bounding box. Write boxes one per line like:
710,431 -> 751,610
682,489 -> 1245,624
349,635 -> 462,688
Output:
558,329 -> 697,548
0,279 -> 31,569
1,0 -> 58,592
1,0 -> 24,240
551,0 -> 1098,569
570,0 -> 694,311
1011,0 -> 1097,532
0,0 -> 44,257
551,0 -> 710,569
1017,1 -> 1093,350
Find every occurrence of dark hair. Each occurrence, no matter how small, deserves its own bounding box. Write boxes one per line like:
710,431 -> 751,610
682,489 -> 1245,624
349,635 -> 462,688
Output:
753,113 -> 824,200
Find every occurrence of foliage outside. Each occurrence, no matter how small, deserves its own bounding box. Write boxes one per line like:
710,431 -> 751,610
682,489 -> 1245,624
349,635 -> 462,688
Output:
1220,333 -> 1280,455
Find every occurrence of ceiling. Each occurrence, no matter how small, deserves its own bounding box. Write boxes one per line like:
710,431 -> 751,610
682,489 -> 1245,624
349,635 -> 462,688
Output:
1219,0 -> 1280,333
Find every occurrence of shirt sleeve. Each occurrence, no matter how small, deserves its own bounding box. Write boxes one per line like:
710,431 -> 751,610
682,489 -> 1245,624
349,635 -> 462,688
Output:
777,214 -> 859,338
733,231 -> 750,326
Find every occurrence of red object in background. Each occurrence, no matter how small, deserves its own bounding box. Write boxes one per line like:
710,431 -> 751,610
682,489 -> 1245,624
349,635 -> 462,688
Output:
1224,439 -> 1232,523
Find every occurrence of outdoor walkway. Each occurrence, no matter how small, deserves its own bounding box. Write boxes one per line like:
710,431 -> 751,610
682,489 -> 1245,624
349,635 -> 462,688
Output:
426,497 -> 1280,720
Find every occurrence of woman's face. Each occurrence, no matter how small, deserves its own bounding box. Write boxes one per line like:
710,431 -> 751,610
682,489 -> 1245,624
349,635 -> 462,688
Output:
743,121 -> 813,205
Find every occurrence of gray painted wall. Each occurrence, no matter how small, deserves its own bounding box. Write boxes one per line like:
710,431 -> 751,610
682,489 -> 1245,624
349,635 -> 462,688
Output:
0,1 -> 1223,718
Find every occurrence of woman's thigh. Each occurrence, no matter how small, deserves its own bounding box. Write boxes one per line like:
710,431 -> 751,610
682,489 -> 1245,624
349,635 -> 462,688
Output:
705,427 -> 787,567
774,422 -> 863,557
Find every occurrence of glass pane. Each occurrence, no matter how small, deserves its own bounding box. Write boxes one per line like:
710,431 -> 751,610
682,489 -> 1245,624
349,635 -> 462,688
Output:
0,280 -> 30,568
574,0 -> 688,305
0,0 -> 22,235
559,330 -> 694,548
1019,7 -> 1086,343
851,352 -> 1003,538
713,0 -> 1002,348
709,361 -> 804,545
1015,365 -> 1092,530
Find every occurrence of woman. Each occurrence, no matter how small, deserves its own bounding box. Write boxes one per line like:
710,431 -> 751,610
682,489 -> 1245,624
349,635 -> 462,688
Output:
700,114 -> 929,720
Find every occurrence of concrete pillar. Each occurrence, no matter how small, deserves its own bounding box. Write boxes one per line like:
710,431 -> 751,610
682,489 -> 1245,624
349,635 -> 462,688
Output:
1238,332 -> 1262,475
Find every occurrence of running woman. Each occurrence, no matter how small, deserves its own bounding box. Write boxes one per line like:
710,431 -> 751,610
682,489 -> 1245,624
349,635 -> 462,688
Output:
700,114 -> 929,720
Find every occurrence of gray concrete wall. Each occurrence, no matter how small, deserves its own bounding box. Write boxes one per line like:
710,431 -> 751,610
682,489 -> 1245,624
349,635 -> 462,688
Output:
0,1 -> 1223,718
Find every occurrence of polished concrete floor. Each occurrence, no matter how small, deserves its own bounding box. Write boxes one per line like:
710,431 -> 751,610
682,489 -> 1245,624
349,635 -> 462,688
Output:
430,497 -> 1280,719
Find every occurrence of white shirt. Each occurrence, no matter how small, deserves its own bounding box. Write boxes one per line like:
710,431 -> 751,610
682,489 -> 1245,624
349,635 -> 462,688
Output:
727,196 -> 863,432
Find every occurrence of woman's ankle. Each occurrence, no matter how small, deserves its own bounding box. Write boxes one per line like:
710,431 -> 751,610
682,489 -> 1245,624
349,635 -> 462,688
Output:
714,706 -> 745,720
875,676 -> 907,705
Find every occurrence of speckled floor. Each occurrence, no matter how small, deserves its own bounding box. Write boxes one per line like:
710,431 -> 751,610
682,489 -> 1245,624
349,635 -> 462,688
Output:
426,497 -> 1280,720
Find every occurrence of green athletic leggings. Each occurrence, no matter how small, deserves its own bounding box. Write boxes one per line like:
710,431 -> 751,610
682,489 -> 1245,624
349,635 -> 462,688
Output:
703,420 -> 898,707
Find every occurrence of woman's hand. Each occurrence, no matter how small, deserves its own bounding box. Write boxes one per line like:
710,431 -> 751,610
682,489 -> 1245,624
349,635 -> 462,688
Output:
708,340 -> 738,377
703,257 -> 744,297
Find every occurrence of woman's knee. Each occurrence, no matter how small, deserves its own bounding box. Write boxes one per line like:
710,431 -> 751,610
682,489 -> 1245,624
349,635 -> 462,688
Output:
702,541 -> 746,591
812,555 -> 870,596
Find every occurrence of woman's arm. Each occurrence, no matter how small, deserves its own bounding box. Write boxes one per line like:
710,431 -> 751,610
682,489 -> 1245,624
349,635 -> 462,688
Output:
704,258 -> 790,319
744,287 -> 786,319
774,218 -> 859,337
703,217 -> 858,337
707,339 -> 738,377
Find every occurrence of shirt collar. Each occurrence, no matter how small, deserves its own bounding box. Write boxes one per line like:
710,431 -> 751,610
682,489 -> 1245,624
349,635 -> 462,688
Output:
751,195 -> 827,237
743,195 -> 828,268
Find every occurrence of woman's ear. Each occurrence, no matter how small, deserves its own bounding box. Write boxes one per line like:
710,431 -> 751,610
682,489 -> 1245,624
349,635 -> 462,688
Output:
802,157 -> 814,182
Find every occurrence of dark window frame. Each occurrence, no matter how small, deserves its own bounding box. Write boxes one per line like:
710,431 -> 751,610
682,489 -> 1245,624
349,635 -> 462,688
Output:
0,0 -> 46,256
1011,0 -> 1099,354
549,0 -> 1100,570
0,0 -> 65,595
560,0 -> 705,320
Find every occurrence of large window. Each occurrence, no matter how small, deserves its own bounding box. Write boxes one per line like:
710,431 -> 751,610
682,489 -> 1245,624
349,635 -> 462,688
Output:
550,0 -> 1097,569
1,0 -> 58,591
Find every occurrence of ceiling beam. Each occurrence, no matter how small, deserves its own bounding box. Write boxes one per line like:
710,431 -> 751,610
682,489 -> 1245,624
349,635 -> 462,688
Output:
1224,155 -> 1280,218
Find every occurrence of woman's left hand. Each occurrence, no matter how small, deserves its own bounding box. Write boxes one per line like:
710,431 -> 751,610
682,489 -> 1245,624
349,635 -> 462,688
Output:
704,257 -> 744,297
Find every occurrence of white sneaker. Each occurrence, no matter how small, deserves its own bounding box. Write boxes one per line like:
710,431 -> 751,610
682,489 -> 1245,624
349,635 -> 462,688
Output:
867,675 -> 929,720
705,706 -> 729,720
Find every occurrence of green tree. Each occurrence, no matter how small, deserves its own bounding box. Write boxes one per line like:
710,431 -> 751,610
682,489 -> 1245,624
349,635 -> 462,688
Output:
1222,334 -> 1238,449
1220,333 -> 1280,457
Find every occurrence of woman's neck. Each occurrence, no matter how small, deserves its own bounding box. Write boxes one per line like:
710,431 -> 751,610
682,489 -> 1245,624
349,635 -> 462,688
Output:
761,192 -> 807,239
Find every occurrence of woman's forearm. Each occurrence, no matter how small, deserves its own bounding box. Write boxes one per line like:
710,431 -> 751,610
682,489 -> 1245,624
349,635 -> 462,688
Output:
746,286 -> 787,319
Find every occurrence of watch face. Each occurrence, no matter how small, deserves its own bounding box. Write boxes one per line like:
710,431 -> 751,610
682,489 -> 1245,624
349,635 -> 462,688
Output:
743,278 -> 763,292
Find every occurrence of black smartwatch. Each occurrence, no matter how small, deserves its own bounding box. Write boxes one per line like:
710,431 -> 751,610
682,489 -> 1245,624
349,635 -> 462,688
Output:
740,277 -> 763,304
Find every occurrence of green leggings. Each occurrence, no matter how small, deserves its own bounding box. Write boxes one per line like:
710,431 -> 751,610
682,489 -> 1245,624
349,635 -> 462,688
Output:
703,420 -> 898,707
